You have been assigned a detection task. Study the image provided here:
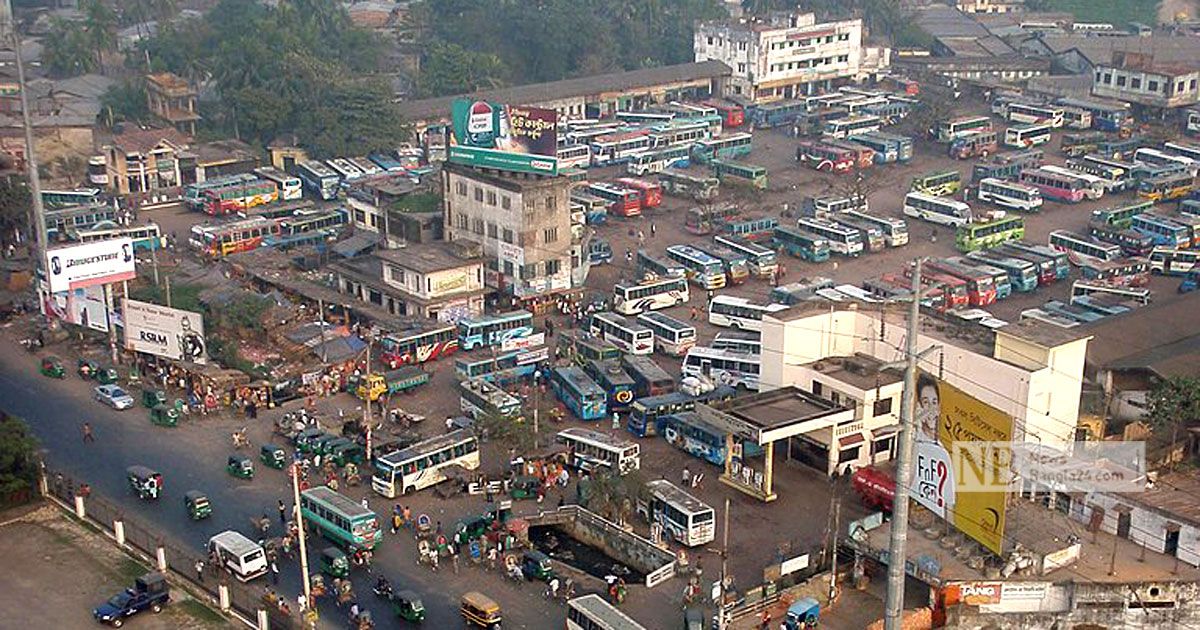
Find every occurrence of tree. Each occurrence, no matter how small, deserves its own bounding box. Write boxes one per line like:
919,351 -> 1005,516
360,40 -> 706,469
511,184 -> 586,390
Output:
81,0 -> 119,72
417,42 -> 507,97
99,79 -> 150,127
44,18 -> 98,77
0,414 -> 38,495
1146,376 -> 1200,468
579,471 -> 647,526
0,176 -> 30,239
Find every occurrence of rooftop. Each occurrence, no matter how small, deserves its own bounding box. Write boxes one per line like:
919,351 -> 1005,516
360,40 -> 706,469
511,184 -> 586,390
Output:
106,127 -> 190,154
395,61 -> 732,123
443,161 -> 572,191
805,354 -> 904,391
1078,297 -> 1199,376
1124,472 -> 1200,527
187,139 -> 258,166
1030,34 -> 1200,69
911,4 -> 990,39
1105,334 -> 1200,379
146,72 -> 194,93
375,242 -> 481,274
701,385 -> 853,444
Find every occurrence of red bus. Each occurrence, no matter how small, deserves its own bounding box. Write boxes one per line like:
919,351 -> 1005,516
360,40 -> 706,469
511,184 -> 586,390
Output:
187,217 -> 279,258
822,138 -> 875,170
1019,168 -> 1087,204
904,268 -> 970,309
614,177 -> 663,208
795,141 -> 855,173
702,100 -> 745,128
867,273 -> 948,312
200,178 -> 278,216
380,324 -> 459,368
587,182 -> 642,217
924,260 -> 998,306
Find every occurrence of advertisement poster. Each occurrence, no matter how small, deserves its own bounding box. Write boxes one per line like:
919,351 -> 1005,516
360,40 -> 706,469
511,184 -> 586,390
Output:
447,99 -> 559,175
44,238 -> 136,293
123,299 -> 207,364
42,284 -> 110,332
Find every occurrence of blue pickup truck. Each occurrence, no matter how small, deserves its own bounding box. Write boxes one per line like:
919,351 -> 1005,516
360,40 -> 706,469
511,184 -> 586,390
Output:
93,572 -> 170,627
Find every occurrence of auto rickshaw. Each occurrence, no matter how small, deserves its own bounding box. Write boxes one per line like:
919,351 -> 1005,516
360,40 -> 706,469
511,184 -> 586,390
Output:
455,515 -> 491,540
320,547 -> 350,578
184,490 -> 212,520
684,607 -> 706,630
521,550 -> 554,582
150,404 -> 179,427
77,358 -> 100,379
509,475 -> 541,500
304,433 -> 339,455
293,427 -> 325,451
260,444 -> 287,469
39,356 -> 65,378
390,589 -> 426,623
329,441 -> 365,467
95,366 -> 120,385
126,465 -> 162,500
316,436 -> 352,456
226,454 -> 254,479
459,591 -> 502,629
141,388 -> 168,408
783,596 -> 820,630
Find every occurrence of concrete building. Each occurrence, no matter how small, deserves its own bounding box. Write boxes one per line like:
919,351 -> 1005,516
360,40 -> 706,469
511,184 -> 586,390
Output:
956,0 -> 1025,13
442,163 -> 574,311
693,11 -> 890,102
331,241 -> 486,322
145,72 -> 200,136
0,73 -> 114,180
1019,34 -> 1200,75
1092,52 -> 1200,109
185,139 -> 258,182
102,127 -> 190,205
346,176 -> 441,247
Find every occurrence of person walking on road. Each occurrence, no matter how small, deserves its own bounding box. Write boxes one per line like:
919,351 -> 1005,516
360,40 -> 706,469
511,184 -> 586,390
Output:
82,423 -> 95,443
194,559 -> 204,583
650,223 -> 657,238
278,499 -> 287,525
271,560 -> 280,585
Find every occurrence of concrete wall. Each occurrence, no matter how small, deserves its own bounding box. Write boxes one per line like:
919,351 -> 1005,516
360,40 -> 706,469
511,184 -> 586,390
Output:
949,580 -> 1200,629
525,505 -> 676,588
1072,492 -> 1200,568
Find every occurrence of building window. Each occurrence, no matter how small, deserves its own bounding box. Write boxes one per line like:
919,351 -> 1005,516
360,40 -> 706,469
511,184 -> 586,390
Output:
487,223 -> 498,239
707,36 -> 713,45
486,191 -> 497,206
738,63 -> 746,73
872,436 -> 895,456
543,227 -> 558,244
839,446 -> 860,464
389,266 -> 405,284
1177,80 -> 1186,93
838,55 -> 849,63
474,186 -> 483,202
502,195 -> 511,210
519,263 -> 537,280
502,228 -> 514,244
1095,71 -> 1102,83
546,259 -> 561,275
1131,77 -> 1141,90
872,397 -> 894,417
455,212 -> 468,229
456,181 -> 467,196
545,196 -> 556,210
1192,79 -> 1198,91
738,41 -> 746,51
1149,80 -> 1159,92
838,33 -> 850,41
353,209 -> 366,223
472,218 -> 484,235
1116,75 -> 1126,87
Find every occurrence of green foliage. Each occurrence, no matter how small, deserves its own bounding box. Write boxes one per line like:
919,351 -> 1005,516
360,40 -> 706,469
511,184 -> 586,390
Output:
417,42 -> 508,97
1028,0 -> 1158,26
211,292 -> 271,335
0,414 -> 38,495
391,192 -> 441,215
128,280 -> 204,317
99,79 -> 150,127
743,0 -> 930,48
44,18 -> 98,77
578,470 -> 647,525
1147,376 -> 1200,432
0,176 -> 30,237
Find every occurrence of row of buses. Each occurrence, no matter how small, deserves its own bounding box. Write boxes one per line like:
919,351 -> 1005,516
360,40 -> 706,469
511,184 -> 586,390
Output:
187,205 -> 349,257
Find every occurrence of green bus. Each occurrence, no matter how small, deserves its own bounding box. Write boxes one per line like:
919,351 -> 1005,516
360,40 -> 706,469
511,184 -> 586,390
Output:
559,330 -> 621,365
1090,201 -> 1154,230
772,226 -> 831,262
299,486 -> 382,550
955,216 -> 1026,252
910,169 -> 962,197
710,159 -> 768,190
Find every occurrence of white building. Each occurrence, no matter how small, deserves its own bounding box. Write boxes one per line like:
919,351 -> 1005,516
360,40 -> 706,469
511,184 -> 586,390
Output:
1092,52 -> 1200,109
694,11 -> 890,103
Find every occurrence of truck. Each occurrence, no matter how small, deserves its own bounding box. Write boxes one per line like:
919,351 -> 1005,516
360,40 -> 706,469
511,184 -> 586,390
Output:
93,572 -> 170,627
353,366 -> 430,402
851,467 -> 896,513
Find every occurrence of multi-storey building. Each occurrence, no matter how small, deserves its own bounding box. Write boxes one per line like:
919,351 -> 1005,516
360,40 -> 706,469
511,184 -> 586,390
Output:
1092,52 -> 1200,109
332,241 -> 486,322
145,72 -> 200,136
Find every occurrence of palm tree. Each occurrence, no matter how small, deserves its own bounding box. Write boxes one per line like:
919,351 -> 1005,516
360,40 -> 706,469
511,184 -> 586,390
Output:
81,0 -> 118,73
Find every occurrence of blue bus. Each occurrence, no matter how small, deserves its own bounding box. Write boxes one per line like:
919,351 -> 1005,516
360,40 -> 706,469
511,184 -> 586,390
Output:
848,131 -> 914,164
68,221 -> 166,252
296,160 -> 340,200
1054,97 -> 1132,133
42,188 -> 103,209
636,250 -> 686,279
368,151 -> 406,173
585,359 -> 637,412
453,346 -> 549,385
657,411 -> 763,467
749,99 -> 806,128
457,311 -> 535,351
626,387 -> 736,437
551,366 -> 607,421
46,203 -> 118,239
1000,242 -> 1071,281
714,215 -> 778,242
1131,213 -> 1191,248
963,251 -> 1039,292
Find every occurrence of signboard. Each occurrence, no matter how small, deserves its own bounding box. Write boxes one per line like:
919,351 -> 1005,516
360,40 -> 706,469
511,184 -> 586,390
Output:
501,332 -> 546,352
41,284 -> 111,332
447,99 -> 559,176
779,553 -> 810,577
946,581 -> 1050,607
123,299 -> 207,364
911,440 -> 953,520
498,242 -> 525,266
44,238 -> 136,293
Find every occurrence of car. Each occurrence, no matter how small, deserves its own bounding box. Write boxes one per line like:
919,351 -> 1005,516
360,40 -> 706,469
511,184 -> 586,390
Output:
93,572 -> 170,627
95,385 -> 135,410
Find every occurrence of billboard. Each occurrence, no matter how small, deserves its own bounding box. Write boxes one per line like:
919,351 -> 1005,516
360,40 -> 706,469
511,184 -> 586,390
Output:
447,99 -> 559,175
41,284 -> 111,332
44,238 -> 136,293
123,299 -> 207,364
912,373 -> 1012,555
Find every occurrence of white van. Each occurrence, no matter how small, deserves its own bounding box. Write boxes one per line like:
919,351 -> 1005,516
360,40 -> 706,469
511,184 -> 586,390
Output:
208,531 -> 267,582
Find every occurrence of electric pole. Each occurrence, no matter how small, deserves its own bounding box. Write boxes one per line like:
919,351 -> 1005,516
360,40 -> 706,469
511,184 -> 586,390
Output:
291,463 -> 312,613
12,0 -> 48,260
884,259 -> 923,629
829,498 -> 841,601
717,496 -> 730,630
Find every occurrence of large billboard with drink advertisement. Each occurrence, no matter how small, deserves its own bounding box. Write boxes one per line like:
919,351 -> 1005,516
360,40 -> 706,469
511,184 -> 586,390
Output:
912,372 -> 1012,555
44,238 -> 136,293
447,99 -> 559,175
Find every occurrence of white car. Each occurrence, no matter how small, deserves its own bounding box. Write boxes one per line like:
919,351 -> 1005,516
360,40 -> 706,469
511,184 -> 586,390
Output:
95,385 -> 134,410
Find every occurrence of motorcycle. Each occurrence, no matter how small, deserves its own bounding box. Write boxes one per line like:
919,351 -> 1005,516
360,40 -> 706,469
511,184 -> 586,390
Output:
372,577 -> 393,599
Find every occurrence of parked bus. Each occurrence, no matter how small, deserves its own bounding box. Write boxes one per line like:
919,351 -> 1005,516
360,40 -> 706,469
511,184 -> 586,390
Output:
551,366 -> 608,421
571,191 -> 610,224
639,479 -> 715,547
1060,132 -> 1108,158
614,178 -> 663,209
627,389 -> 733,438
300,486 -> 382,549
620,354 -> 675,399
626,146 -> 689,176
1059,106 -> 1093,130
1130,213 -> 1192,248
709,331 -> 759,355
379,324 -> 459,368
1092,200 -> 1153,229
585,359 -> 638,412
69,222 -> 165,252
42,187 -> 103,209
367,151 -> 405,173
903,192 -> 972,227
750,99 -> 807,128
824,115 -> 883,139
325,158 -> 364,182
1066,158 -> 1129,192
589,312 -> 654,355
713,234 -> 779,277
636,311 -> 696,356
821,138 -> 876,170
1004,102 -> 1065,127
636,250 -> 687,279
955,216 -> 1025,252
198,177 -> 278,215
1048,230 -> 1123,263
188,217 -> 277,257
557,144 -> 593,170
823,215 -> 885,252
796,217 -> 865,256
457,311 -> 534,351
613,275 -> 690,315
557,427 -> 640,474
238,199 -> 315,221
963,252 -> 1039,292
45,203 -> 117,239
614,110 -> 675,125
802,194 -> 867,218
459,378 -> 522,421
1000,242 -> 1071,282
1039,165 -> 1105,200
567,594 -> 647,630
944,257 -> 1012,300
711,159 -> 767,189
183,174 -> 258,209
1163,140 -> 1200,163
1004,123 -> 1053,149
1138,172 -> 1196,203
971,149 -> 1046,183
682,346 -> 761,390
1188,110 -> 1200,137
933,116 -> 992,143
1165,212 -> 1200,247
296,161 -> 340,200
910,170 -> 962,197
850,131 -> 914,163
923,260 -> 998,306
773,225 -> 832,262
1071,280 -> 1151,305
975,178 -> 1043,212
253,167 -> 302,201
454,346 -> 548,384
371,430 -> 480,498
1080,258 -> 1150,287
795,141 -> 856,173
1020,168 -> 1087,203
277,208 -> 348,236
917,272 -> 970,309
845,210 -> 909,247
657,411 -> 764,468
703,243 -> 751,284
691,132 -> 753,163
1148,247 -> 1199,275
949,130 -> 999,160
658,169 -> 719,201
1054,97 -> 1132,133
708,295 -> 789,332
703,100 -> 746,128
712,216 -> 777,243
587,182 -> 642,217
590,131 -> 652,166
665,244 -> 727,289
648,121 -> 710,151
1134,148 -> 1197,175
1087,222 -> 1154,256
559,330 -> 622,365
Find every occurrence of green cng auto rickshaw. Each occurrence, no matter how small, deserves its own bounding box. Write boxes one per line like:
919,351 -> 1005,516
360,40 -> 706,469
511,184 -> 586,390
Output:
184,490 -> 211,520
320,547 -> 350,578
260,444 -> 287,469
127,466 -> 163,500
455,515 -> 491,540
509,475 -> 541,500
294,428 -> 325,451
95,366 -> 120,385
302,433 -> 338,455
521,550 -> 554,582
226,454 -> 254,479
78,358 -> 100,379
141,388 -> 168,408
40,356 -> 65,378
391,590 -> 426,623
329,441 -> 365,467
150,404 -> 179,427
315,436 -> 350,456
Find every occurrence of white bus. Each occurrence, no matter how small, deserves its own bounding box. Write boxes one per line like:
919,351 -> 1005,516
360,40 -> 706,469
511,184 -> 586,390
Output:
711,331 -> 761,354
567,594 -> 647,630
639,480 -> 716,547
590,132 -> 652,166
809,194 -> 868,216
682,346 -> 761,390
1060,106 -> 1094,130
349,157 -> 381,177
903,192 -> 972,227
933,116 -> 992,143
712,235 -> 778,277
796,217 -> 864,256
371,430 -> 480,497
1048,230 -> 1123,263
1071,280 -> 1151,305
1164,141 -> 1200,163
1020,308 -> 1079,329
1039,165 -> 1105,200
707,295 -> 788,332
690,132 -> 752,163
636,311 -> 697,356
613,275 -> 689,315
1004,123 -> 1053,148
1004,102 -> 1065,127
1148,247 -> 1199,275
649,121 -> 710,149
834,284 -> 883,302
1134,147 -> 1198,176
254,166 -> 303,200
325,158 -> 364,181
296,160 -> 340,200
665,244 -> 727,289
1065,158 -> 1129,192
589,312 -> 654,355
557,144 -> 592,170
976,178 -> 1043,212
824,115 -> 883,139
845,210 -> 909,247
626,146 -> 689,176
557,428 -> 640,475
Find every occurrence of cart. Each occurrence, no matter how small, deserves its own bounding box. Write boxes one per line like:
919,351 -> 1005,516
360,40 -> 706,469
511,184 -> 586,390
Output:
184,490 -> 211,520
150,404 -> 179,427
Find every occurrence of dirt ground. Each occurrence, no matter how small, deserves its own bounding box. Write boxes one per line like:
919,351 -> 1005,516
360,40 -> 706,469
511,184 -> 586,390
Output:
0,504 -> 231,630
1159,0 -> 1198,22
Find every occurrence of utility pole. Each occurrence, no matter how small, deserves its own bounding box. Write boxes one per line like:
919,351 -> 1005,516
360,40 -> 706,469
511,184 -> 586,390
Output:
163,274 -> 172,308
317,299 -> 327,363
829,498 -> 841,601
291,462 -> 312,612
363,336 -> 373,461
717,496 -> 730,630
12,2 -> 47,259
884,259 -> 923,630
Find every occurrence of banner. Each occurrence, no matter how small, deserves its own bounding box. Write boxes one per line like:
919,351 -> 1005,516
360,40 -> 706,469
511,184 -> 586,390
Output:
42,284 -> 110,332
44,238 -> 136,293
447,99 -> 559,175
123,299 -> 207,364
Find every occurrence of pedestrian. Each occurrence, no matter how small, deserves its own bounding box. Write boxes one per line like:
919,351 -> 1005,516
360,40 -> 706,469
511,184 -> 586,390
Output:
611,410 -> 620,430
278,499 -> 287,525
682,466 -> 691,487
271,560 -> 280,585
445,416 -> 455,431
707,289 -> 714,304
391,512 -> 402,534
402,505 -> 412,530
82,422 -> 95,443
361,497 -> 369,510
650,222 -> 657,237
759,609 -> 771,630
297,594 -> 307,613
451,547 -> 460,574
313,453 -> 322,469
194,559 -> 205,583
625,249 -> 633,263
690,306 -> 698,321
545,318 -> 555,337
546,576 -> 560,599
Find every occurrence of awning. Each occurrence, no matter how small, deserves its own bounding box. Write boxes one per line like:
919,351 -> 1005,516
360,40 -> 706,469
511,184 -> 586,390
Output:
871,424 -> 901,438
838,432 -> 866,448
332,232 -> 381,259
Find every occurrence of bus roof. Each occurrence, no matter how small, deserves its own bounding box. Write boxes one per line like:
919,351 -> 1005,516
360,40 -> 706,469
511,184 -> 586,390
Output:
558,427 -> 636,449
380,429 -> 474,466
567,594 -> 647,629
646,479 -> 713,515
302,486 -> 376,519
